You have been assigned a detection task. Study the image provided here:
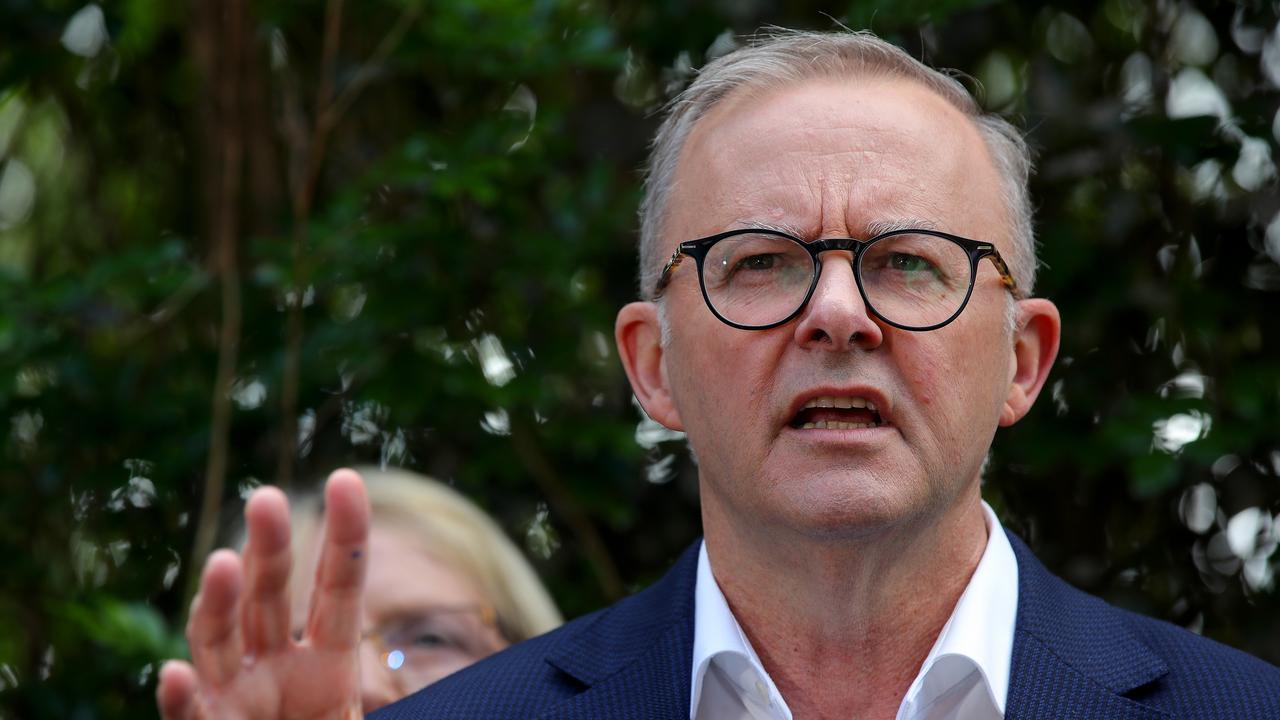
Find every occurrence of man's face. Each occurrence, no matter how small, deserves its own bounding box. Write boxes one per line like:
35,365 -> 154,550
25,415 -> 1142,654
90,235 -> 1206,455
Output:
656,77 -> 1021,537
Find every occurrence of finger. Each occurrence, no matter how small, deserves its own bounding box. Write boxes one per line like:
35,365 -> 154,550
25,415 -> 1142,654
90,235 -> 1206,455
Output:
187,549 -> 245,687
305,468 -> 370,650
156,660 -> 200,720
240,486 -> 294,655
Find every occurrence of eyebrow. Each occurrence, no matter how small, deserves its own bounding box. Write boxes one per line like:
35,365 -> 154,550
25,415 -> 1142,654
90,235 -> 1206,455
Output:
863,218 -> 942,235
734,219 -> 811,237
372,601 -> 485,623
730,217 -> 941,239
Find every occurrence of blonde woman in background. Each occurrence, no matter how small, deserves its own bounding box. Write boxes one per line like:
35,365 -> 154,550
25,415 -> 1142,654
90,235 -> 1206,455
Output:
277,467 -> 560,712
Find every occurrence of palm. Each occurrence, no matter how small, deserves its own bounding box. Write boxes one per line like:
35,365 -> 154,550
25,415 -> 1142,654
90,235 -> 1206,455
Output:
203,646 -> 361,718
157,471 -> 370,720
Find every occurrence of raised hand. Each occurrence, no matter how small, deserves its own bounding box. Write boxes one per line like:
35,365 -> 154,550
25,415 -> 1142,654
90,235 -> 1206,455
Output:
156,469 -> 371,720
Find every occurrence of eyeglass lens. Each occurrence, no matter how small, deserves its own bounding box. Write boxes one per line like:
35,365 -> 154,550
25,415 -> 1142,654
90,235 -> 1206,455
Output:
374,610 -> 501,689
701,232 -> 973,328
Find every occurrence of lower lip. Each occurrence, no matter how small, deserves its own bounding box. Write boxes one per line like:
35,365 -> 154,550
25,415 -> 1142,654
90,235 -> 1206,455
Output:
782,423 -> 896,442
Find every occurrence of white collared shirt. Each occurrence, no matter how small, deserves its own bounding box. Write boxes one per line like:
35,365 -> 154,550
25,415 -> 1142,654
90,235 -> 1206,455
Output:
690,502 -> 1018,720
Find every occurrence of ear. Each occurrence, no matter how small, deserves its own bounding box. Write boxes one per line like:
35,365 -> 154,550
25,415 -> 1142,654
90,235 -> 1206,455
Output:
615,301 -> 684,431
999,298 -> 1061,427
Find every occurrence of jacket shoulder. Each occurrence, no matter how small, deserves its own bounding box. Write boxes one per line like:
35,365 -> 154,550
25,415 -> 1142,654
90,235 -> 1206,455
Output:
370,542 -> 700,720
368,607 -> 605,720
1008,530 -> 1279,718
1117,606 -> 1280,716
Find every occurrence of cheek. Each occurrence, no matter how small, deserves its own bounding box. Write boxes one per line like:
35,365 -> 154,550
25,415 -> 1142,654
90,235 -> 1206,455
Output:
897,336 -> 986,437
896,334 -> 947,408
899,324 -> 1012,433
678,345 -> 765,420
668,321 -> 781,443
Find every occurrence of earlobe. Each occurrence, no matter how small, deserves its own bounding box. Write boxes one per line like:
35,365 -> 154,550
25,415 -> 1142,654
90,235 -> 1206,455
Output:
615,302 -> 684,431
999,298 -> 1061,427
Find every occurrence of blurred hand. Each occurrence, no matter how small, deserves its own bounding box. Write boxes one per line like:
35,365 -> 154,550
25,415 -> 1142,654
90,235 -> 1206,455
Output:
156,469 -> 370,720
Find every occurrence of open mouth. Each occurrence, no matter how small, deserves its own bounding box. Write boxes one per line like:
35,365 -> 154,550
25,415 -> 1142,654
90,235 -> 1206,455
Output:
789,395 -> 885,430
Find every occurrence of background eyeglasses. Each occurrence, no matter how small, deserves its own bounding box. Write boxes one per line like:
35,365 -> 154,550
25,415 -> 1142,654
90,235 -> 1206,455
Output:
652,228 -> 1022,331
361,605 -> 505,691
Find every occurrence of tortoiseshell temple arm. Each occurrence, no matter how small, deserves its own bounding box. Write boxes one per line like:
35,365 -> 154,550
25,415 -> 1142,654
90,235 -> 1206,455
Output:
652,248 -> 686,298
987,252 -> 1025,300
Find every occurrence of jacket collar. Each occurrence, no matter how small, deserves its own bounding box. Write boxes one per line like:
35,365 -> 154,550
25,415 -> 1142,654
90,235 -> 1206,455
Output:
539,542 -> 700,719
538,533 -> 1173,719
1005,530 -> 1170,719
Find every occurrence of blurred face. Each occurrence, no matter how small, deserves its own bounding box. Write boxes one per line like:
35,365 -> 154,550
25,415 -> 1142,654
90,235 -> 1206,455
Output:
291,522 -> 507,712
658,77 -> 1019,537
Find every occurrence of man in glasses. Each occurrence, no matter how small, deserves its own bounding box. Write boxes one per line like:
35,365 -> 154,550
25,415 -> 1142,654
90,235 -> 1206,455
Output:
158,29 -> 1279,720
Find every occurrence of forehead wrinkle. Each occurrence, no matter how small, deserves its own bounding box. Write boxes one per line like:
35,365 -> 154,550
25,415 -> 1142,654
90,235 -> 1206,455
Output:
818,149 -> 946,238
843,174 -> 951,235
705,136 -> 894,203
717,157 -> 900,239
722,177 -> 948,241
719,181 -> 822,233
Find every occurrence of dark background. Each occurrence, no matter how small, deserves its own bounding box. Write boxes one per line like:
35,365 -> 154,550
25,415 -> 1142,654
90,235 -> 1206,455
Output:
2,0 -> 1278,716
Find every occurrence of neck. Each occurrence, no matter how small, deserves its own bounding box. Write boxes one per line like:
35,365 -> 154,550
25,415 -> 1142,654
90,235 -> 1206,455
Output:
700,484 -> 989,720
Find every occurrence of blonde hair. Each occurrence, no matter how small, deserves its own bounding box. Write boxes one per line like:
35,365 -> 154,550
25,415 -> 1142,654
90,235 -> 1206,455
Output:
285,467 -> 562,643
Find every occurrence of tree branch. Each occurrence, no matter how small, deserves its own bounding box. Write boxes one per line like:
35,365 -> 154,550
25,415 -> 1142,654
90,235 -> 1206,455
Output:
510,418 -> 625,601
275,1 -> 420,486
319,3 -> 421,134
188,0 -> 246,604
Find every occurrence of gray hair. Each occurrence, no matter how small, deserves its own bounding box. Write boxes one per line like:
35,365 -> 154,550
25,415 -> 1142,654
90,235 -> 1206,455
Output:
638,29 -> 1038,304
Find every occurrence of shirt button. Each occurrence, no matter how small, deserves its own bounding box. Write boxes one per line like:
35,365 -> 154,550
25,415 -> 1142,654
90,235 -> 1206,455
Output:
755,680 -> 768,700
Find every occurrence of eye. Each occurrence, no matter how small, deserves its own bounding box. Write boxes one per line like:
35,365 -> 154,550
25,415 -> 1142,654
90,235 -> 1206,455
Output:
887,253 -> 935,274
734,254 -> 779,271
409,631 -> 448,648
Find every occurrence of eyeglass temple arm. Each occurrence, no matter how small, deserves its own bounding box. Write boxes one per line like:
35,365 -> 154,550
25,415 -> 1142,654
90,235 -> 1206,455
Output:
987,252 -> 1025,300
652,248 -> 685,298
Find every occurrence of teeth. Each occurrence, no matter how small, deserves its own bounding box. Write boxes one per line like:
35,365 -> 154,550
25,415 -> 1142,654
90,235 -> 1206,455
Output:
801,395 -> 878,412
800,421 -> 876,430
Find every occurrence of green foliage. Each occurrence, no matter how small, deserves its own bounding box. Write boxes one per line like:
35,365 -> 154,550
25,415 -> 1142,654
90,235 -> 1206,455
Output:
1,0 -> 1278,715
60,598 -> 186,661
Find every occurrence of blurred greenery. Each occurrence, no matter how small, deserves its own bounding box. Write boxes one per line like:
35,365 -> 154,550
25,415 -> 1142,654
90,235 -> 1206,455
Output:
1,0 -> 1278,716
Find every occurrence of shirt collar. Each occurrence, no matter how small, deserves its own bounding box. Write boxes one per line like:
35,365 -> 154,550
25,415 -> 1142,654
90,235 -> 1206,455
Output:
902,502 -> 1018,716
691,540 -> 791,718
689,502 -> 1018,719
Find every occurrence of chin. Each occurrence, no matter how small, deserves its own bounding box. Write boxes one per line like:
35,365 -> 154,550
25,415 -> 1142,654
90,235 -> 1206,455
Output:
765,470 -> 937,541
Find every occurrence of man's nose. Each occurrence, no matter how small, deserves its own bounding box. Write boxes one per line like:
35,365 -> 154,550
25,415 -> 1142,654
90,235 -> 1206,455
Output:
792,255 -> 884,351
359,641 -> 401,713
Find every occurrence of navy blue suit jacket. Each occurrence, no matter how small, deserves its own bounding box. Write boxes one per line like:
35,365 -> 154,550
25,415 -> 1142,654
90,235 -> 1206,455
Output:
372,532 -> 1280,719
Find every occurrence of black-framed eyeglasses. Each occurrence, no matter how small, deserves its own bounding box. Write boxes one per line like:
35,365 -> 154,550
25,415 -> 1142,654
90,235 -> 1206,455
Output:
651,227 -> 1023,331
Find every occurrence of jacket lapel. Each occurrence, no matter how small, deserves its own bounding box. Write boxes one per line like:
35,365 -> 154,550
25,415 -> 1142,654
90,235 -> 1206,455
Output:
1005,532 -> 1170,720
537,542 -> 699,720
534,533 -> 1175,719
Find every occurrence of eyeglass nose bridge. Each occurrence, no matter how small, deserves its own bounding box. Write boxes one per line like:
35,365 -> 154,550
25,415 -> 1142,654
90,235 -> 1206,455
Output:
789,236 -> 879,324
805,235 -> 872,255
802,236 -> 876,278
